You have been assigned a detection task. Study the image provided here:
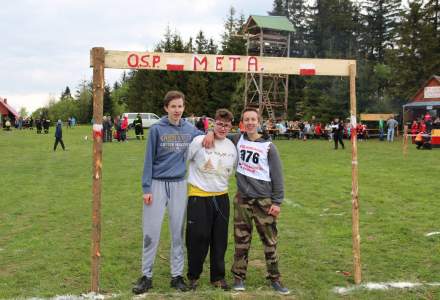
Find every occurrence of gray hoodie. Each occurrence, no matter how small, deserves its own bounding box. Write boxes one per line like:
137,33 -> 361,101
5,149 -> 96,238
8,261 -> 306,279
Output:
142,116 -> 202,194
232,133 -> 284,205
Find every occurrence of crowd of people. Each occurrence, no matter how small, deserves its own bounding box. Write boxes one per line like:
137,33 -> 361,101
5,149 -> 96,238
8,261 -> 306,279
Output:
260,118 -> 370,144
101,114 -> 135,142
410,113 -> 440,150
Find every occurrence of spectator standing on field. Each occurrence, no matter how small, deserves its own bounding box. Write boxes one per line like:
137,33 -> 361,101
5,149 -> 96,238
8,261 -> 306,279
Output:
102,116 -> 108,142
35,119 -> 42,134
425,113 -> 433,133
53,120 -> 65,151
186,109 -> 237,291
134,113 -> 145,140
120,116 -> 129,141
195,117 -> 205,132
332,118 -> 345,149
379,118 -> 384,141
411,120 -> 418,144
43,118 -> 50,134
105,115 -> 113,142
114,116 -> 121,141
386,116 -> 398,142
132,91 -> 214,295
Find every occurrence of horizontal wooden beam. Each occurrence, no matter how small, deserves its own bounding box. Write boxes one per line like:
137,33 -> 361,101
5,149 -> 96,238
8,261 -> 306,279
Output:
91,50 -> 356,77
360,113 -> 394,121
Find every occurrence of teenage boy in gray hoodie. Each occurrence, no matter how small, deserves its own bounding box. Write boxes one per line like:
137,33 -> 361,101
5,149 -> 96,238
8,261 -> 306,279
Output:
133,91 -> 213,294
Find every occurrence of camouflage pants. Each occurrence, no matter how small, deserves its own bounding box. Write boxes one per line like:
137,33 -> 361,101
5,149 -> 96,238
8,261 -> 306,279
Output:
231,195 -> 280,280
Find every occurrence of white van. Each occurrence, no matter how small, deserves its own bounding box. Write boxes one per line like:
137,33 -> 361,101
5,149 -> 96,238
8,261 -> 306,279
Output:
123,113 -> 160,128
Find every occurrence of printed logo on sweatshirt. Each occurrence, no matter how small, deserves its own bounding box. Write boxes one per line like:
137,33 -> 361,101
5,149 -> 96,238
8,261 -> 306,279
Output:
160,133 -> 192,152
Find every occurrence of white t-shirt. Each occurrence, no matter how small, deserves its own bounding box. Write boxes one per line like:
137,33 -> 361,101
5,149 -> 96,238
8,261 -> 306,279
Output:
187,135 -> 237,192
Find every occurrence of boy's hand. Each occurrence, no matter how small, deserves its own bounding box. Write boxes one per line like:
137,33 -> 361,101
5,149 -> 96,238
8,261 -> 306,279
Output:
268,204 -> 280,217
202,131 -> 215,148
143,193 -> 153,205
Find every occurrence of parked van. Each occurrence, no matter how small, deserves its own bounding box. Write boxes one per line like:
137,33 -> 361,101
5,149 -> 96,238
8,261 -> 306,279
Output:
123,113 -> 160,128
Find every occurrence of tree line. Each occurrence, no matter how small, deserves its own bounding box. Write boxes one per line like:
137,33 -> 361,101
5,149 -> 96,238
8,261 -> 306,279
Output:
33,1 -> 439,123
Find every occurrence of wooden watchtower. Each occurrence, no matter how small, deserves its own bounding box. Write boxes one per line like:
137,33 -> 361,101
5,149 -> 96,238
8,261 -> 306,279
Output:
243,15 -> 295,120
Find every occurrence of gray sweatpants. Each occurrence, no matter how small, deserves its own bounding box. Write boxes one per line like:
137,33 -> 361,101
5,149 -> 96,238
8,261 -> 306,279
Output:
142,179 -> 187,278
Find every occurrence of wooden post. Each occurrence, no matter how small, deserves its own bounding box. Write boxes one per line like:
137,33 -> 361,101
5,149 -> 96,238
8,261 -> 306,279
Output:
284,33 -> 291,120
91,47 -> 105,293
349,64 -> 361,284
258,27 -> 264,115
403,125 -> 408,158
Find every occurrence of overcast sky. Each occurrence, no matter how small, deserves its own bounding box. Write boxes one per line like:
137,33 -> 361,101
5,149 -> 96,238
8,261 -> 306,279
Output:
1,0 -> 273,114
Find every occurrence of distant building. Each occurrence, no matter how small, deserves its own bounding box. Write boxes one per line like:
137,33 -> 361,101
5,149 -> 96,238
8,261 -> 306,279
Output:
403,75 -> 440,124
0,97 -> 19,127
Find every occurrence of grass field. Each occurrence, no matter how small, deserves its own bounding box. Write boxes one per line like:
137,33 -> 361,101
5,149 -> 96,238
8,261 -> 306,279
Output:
0,126 -> 439,299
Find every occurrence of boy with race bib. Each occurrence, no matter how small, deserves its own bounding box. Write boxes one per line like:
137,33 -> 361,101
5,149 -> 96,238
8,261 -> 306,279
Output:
230,107 -> 290,295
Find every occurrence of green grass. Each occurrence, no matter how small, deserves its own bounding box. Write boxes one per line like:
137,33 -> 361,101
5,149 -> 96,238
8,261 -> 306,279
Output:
0,126 -> 439,299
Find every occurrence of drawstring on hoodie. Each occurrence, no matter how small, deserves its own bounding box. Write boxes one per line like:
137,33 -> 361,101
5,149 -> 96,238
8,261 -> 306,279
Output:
165,182 -> 171,200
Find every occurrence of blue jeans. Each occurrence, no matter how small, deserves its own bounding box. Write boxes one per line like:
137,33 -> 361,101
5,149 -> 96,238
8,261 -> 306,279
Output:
379,128 -> 384,141
387,128 -> 395,142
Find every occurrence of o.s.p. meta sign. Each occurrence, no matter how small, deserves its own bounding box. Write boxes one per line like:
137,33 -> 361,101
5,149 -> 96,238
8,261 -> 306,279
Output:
93,50 -> 355,77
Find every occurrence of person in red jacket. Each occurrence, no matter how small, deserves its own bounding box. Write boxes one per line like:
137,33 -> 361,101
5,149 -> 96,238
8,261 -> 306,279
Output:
121,115 -> 129,142
419,120 -> 427,134
411,120 -> 418,144
314,122 -> 322,139
356,123 -> 364,141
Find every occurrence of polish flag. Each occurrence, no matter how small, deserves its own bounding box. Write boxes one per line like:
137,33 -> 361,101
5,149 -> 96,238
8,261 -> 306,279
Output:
299,64 -> 316,76
166,58 -> 185,71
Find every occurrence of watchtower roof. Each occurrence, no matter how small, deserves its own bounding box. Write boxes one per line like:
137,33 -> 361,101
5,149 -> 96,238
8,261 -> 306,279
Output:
244,15 -> 295,33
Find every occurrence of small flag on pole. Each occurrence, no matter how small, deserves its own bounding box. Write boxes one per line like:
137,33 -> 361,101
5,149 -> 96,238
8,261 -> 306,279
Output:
166,58 -> 185,71
299,64 -> 316,76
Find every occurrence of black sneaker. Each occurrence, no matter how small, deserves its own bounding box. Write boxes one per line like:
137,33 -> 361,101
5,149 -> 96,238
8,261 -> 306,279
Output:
271,280 -> 290,295
170,276 -> 188,292
211,279 -> 230,291
132,276 -> 152,294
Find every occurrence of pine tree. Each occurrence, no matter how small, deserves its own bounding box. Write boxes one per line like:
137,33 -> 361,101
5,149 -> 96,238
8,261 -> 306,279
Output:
388,0 -> 440,109
61,86 -> 72,100
209,7 -> 247,116
286,0 -> 309,57
359,0 -> 402,62
309,0 -> 359,58
425,0 -> 440,40
195,31 -> 209,53
207,39 -> 218,54
186,73 -> 208,115
185,37 -> 194,53
103,84 -> 113,116
75,80 -> 93,123
269,0 -> 287,16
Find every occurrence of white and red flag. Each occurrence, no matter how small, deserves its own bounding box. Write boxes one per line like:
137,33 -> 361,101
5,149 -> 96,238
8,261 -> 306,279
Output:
299,64 -> 316,76
166,58 -> 185,71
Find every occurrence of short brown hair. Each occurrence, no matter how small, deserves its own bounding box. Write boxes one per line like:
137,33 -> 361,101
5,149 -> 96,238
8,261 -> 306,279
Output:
241,107 -> 259,120
163,90 -> 185,107
215,109 -> 233,122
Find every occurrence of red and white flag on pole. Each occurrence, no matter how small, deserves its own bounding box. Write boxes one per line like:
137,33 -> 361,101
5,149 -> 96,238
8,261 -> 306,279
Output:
166,58 -> 185,71
299,64 -> 316,76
